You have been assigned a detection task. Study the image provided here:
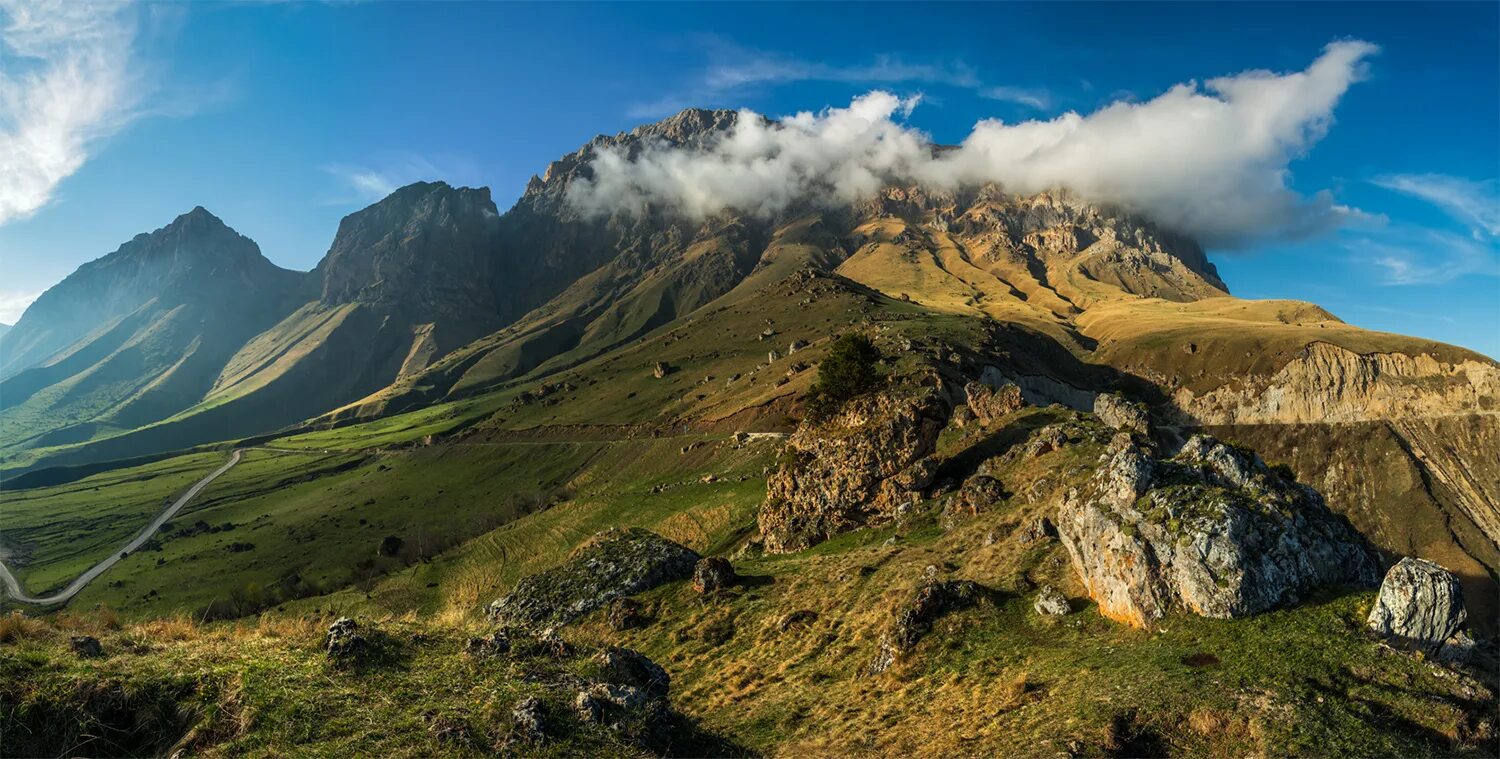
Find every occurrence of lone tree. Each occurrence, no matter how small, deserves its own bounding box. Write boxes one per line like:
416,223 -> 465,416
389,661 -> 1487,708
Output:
807,332 -> 883,417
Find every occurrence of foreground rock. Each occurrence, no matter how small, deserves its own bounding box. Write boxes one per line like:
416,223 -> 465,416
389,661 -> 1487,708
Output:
487,528 -> 700,628
69,636 -> 104,659
324,617 -> 369,663
1056,434 -> 1378,628
1367,557 -> 1468,652
1033,585 -> 1071,616
760,389 -> 948,552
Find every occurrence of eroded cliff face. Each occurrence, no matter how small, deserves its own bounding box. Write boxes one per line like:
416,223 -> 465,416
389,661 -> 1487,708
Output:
1171,341 -> 1500,425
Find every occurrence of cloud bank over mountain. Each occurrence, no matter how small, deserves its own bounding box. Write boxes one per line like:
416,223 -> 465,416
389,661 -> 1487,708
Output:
569,40 -> 1378,248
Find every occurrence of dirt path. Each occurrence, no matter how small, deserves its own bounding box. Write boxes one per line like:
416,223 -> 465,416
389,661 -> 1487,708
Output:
0,449 -> 242,606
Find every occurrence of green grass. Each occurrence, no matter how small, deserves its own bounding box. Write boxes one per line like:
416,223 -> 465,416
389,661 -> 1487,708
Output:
0,452 -> 223,594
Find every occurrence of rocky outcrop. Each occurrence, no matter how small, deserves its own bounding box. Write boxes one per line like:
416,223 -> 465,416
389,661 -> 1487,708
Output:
324,617 -> 368,663
1056,434 -> 1378,628
1367,558 -> 1468,652
1172,342 -> 1500,425
965,381 -> 1026,426
759,389 -> 948,553
69,636 -> 104,659
1094,392 -> 1149,434
593,647 -> 671,699
486,528 -> 700,628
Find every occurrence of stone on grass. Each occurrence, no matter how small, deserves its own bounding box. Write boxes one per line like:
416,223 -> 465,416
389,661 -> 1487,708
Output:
486,528 -> 700,629
691,557 -> 737,594
1366,557 -> 1468,652
1033,585 -> 1071,616
69,636 -> 104,659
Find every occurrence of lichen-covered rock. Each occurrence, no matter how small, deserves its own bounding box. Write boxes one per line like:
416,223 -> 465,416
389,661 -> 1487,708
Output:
760,389 -> 948,553
486,528 -> 700,628
869,579 -> 989,674
1367,557 -> 1468,651
509,697 -> 546,744
1056,434 -> 1378,628
1033,585 -> 1071,616
691,556 -> 737,594
1094,392 -> 1149,434
324,617 -> 368,662
593,647 -> 670,699
69,636 -> 104,659
965,381 -> 1026,426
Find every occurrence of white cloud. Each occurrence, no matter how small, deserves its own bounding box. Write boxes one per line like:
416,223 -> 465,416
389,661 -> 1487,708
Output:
1370,173 -> 1500,238
0,1 -> 142,225
0,289 -> 41,324
574,41 -> 1379,248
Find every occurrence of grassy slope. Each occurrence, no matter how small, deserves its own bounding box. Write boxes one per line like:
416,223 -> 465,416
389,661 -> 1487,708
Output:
0,453 -> 222,594
3,406 -> 1492,757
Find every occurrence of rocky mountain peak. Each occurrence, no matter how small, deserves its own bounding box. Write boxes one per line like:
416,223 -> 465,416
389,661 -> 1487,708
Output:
316,181 -> 502,310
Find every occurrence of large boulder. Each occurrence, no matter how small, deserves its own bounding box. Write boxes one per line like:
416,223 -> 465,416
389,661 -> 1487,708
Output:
1367,557 -> 1468,651
486,528 -> 700,628
691,557 -> 737,594
759,389 -> 948,552
1093,392 -> 1149,434
1056,435 -> 1378,628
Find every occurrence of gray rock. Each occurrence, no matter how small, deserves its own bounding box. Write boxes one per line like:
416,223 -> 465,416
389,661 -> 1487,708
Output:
1367,557 -> 1468,651
1056,436 -> 1378,628
324,617 -> 368,662
486,528 -> 700,628
69,635 -> 104,659
1093,392 -> 1149,434
593,647 -> 670,699
1033,585 -> 1071,616
510,697 -> 546,743
606,597 -> 646,631
1437,631 -> 1477,665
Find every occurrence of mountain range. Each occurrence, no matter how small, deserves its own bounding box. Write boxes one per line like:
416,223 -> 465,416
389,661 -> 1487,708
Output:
3,107 -> 1499,757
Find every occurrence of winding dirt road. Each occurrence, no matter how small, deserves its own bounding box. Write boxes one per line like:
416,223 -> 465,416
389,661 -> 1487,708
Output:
0,449 -> 242,606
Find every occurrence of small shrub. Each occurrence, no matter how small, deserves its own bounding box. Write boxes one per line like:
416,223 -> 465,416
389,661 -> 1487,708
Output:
806,333 -> 883,417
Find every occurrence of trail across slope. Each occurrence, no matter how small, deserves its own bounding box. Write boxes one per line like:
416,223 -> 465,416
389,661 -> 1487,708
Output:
0,449 -> 242,606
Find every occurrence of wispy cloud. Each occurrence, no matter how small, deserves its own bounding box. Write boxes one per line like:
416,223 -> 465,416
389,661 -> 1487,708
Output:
1371,173 -> 1500,238
0,1 -> 143,225
628,38 -> 1051,119
0,289 -> 41,324
1353,228 -> 1499,286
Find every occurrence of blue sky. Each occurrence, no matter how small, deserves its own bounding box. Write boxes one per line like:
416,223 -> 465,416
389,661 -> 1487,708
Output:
0,1 -> 1496,355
